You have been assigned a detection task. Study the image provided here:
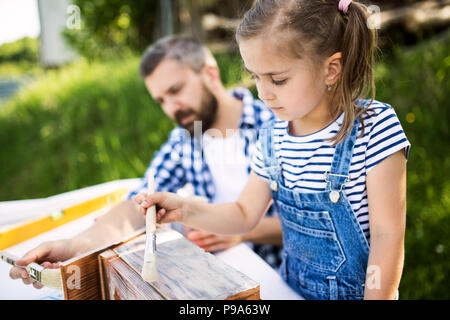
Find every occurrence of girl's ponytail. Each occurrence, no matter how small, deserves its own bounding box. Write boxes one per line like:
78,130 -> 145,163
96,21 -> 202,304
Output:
333,1 -> 377,144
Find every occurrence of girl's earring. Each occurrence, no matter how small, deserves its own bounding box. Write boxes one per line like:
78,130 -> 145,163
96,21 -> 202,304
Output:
327,85 -> 332,92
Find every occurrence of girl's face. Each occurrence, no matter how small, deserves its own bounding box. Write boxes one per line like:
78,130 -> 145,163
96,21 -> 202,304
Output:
239,37 -> 328,122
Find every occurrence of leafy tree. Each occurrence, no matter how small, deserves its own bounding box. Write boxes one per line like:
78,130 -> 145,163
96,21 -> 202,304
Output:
0,37 -> 38,64
63,0 -> 160,59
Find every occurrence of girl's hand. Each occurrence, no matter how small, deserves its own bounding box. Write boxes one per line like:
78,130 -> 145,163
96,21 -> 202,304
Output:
133,192 -> 186,223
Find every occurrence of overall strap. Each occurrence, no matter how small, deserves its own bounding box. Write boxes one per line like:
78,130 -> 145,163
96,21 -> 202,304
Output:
325,117 -> 360,194
259,120 -> 281,191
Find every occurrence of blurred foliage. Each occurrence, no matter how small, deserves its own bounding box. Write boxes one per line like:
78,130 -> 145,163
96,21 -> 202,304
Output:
374,29 -> 450,300
0,61 -> 43,79
0,37 -> 41,77
63,0 -> 159,59
60,0 -> 446,60
0,57 -> 170,195
62,0 -> 255,59
0,37 -> 38,64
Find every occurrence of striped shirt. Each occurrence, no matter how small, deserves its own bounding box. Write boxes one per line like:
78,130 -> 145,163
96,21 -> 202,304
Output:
251,100 -> 411,241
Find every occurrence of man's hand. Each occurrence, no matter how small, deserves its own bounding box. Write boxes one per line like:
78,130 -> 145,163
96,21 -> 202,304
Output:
9,239 -> 78,289
186,229 -> 242,252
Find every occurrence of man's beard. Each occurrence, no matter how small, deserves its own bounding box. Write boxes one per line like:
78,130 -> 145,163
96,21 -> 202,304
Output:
174,84 -> 218,135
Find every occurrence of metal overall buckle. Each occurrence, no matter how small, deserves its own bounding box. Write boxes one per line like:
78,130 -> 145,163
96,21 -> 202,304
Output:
265,165 -> 280,192
324,171 -> 350,203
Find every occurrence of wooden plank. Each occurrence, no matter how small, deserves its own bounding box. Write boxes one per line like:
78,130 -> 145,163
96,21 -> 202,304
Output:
61,227 -> 259,300
60,249 -> 102,300
106,254 -> 165,300
98,250 -> 116,300
60,228 -> 146,300
110,228 -> 260,300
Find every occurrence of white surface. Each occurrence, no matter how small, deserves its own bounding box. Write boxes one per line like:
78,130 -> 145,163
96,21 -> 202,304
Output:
203,131 -> 249,204
0,180 -> 302,300
0,178 -> 140,228
216,244 -> 302,300
0,208 -> 104,300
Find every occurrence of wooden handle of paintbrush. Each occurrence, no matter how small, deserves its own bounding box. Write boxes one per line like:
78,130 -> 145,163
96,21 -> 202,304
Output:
144,170 -> 157,257
146,205 -> 157,233
146,169 -> 157,232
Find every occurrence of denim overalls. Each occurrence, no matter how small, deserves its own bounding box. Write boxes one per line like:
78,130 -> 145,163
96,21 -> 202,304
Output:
259,118 -> 370,300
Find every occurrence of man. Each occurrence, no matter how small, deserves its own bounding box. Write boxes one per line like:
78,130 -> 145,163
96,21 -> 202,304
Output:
9,36 -> 282,289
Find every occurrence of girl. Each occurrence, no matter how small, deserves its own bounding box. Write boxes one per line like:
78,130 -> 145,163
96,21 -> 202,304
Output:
134,0 -> 410,300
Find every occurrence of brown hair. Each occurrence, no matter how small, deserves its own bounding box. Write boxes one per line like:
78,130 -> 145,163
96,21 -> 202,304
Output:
140,35 -> 206,78
236,0 -> 377,145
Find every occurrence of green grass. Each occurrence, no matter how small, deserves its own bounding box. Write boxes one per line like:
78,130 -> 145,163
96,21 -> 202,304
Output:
374,30 -> 450,300
0,57 -> 173,198
0,37 -> 41,78
0,30 -> 449,299
0,61 -> 43,79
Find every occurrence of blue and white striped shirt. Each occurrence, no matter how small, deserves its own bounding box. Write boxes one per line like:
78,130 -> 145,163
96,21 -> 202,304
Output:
251,100 -> 411,242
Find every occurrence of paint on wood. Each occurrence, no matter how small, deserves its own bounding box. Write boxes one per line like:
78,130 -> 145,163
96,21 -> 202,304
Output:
105,252 -> 165,300
104,228 -> 260,300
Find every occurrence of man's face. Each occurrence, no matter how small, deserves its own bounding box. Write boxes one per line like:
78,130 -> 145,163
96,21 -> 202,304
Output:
144,58 -> 218,135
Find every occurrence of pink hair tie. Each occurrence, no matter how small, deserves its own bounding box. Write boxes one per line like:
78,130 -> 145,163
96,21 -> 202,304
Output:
338,0 -> 352,14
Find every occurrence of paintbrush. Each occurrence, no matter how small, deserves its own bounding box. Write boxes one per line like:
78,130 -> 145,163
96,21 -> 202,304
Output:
141,169 -> 158,283
0,250 -> 63,290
